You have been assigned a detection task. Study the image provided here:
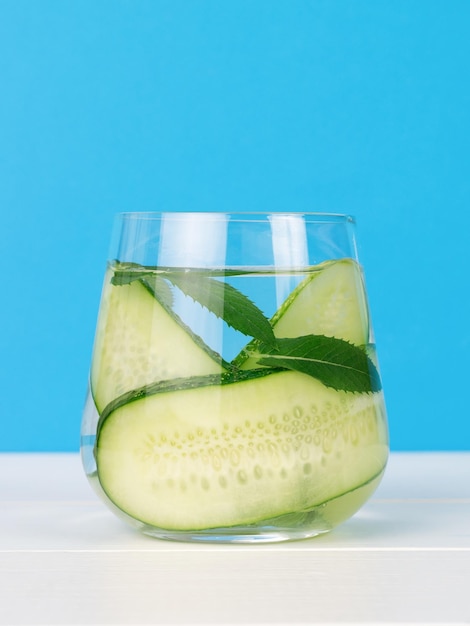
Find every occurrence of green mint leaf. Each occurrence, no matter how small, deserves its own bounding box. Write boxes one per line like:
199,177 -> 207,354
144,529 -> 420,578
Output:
111,262 -> 255,285
252,335 -> 382,393
110,263 -> 175,309
111,262 -> 276,346
111,271 -> 149,285
165,271 -> 276,347
110,262 -> 152,286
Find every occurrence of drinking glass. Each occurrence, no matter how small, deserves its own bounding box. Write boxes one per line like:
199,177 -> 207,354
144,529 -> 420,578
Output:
81,212 -> 388,543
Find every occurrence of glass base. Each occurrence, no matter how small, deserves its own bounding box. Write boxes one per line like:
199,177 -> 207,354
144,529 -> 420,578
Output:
141,527 -> 332,544
139,522 -> 332,544
84,462 -> 384,544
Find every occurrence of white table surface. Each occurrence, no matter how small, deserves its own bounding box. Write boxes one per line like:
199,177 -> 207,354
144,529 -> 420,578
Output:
0,452 -> 469,626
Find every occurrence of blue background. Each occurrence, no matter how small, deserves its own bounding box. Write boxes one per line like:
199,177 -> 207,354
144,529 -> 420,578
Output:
1,0 -> 469,451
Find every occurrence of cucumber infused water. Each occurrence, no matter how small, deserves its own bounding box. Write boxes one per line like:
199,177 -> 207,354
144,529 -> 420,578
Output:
82,253 -> 388,542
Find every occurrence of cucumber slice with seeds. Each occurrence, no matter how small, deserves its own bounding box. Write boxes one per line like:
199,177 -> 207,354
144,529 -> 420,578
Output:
96,370 -> 387,531
272,259 -> 369,343
91,268 -> 225,413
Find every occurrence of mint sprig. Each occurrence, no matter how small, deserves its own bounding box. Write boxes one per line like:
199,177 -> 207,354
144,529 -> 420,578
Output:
112,263 -> 276,347
250,335 -> 381,393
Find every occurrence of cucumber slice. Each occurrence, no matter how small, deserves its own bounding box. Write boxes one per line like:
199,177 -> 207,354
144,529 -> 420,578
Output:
96,370 -> 388,531
272,259 -> 369,343
235,258 -> 370,369
91,268 -> 225,413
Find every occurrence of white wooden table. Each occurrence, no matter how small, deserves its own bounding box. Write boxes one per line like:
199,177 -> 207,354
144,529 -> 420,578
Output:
0,452 -> 469,625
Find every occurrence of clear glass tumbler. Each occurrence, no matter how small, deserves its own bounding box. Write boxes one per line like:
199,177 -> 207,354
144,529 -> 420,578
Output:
81,212 -> 388,543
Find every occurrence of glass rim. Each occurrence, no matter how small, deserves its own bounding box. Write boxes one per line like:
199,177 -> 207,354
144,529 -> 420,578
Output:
114,211 -> 356,224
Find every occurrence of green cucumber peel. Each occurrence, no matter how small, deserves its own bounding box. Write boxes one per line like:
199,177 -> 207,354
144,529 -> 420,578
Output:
140,275 -> 174,309
96,367 -> 279,436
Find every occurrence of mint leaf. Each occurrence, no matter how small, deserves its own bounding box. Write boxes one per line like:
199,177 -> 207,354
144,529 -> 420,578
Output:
111,262 -> 276,347
110,262 -> 152,286
165,271 -> 276,347
111,262 -> 254,284
252,335 -> 381,393
110,263 -> 175,310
